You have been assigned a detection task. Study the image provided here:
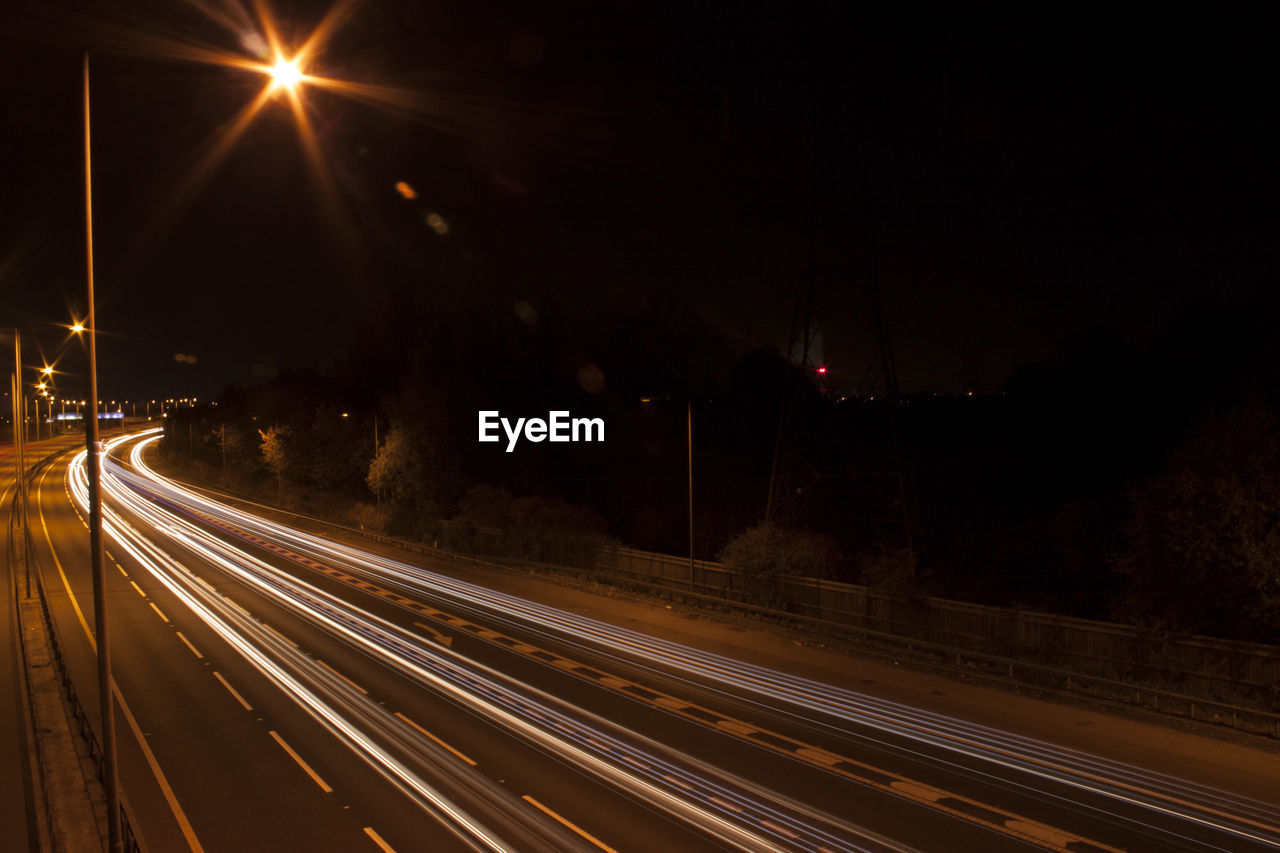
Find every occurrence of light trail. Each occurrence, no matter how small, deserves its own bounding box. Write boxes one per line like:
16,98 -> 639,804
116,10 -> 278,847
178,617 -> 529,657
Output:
67,437 -> 522,853
112,431 -> 1280,851
75,433 -> 904,853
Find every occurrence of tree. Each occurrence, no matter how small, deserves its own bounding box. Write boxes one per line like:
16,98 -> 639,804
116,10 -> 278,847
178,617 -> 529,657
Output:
1114,396 -> 1280,642
719,524 -> 841,580
213,423 -> 243,488
259,425 -> 290,503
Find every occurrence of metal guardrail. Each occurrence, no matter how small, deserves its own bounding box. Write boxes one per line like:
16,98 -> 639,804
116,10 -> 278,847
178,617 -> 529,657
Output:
10,446 -> 149,853
588,557 -> 1280,740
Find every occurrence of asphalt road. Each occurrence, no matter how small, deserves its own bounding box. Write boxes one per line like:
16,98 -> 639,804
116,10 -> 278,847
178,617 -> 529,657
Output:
22,431 -> 1280,852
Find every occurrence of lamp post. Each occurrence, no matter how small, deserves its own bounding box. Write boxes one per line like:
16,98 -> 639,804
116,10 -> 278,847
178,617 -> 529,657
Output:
70,34 -> 322,853
686,398 -> 694,592
81,52 -> 122,853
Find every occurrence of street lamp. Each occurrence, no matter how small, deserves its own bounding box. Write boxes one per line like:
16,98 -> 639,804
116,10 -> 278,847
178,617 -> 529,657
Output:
269,57 -> 305,92
74,22 -> 335,850
80,53 -> 121,853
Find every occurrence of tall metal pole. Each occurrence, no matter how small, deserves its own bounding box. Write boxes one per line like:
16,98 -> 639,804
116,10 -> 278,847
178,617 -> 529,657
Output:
374,414 -> 380,527
14,334 -> 26,532
687,399 -> 694,592
84,52 -> 123,853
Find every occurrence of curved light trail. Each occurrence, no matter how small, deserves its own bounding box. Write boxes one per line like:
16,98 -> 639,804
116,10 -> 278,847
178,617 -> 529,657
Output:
117,433 -> 1280,851
69,432 -> 905,853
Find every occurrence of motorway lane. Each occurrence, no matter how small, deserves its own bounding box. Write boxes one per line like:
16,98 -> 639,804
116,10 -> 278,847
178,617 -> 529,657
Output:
87,437 -> 786,852
97,442 -> 876,852
32,447 -> 481,853
117,434 -> 1280,853
33,429 -> 1280,852
112,438 -> 1129,850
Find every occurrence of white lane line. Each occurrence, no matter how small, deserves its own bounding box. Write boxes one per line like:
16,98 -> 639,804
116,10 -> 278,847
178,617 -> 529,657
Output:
212,672 -> 253,712
393,712 -> 477,766
521,795 -> 618,853
175,632 -> 204,659
269,730 -> 332,793
363,827 -> 397,853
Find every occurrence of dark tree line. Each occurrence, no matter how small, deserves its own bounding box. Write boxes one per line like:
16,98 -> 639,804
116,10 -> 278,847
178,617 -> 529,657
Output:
161,293 -> 1280,644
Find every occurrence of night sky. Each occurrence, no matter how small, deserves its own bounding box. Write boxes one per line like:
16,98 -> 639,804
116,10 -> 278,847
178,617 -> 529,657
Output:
2,2 -> 1276,403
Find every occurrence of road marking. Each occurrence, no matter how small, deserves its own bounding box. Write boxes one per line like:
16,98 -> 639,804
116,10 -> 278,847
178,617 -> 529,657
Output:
115,682 -> 206,853
269,730 -> 332,793
317,659 -> 368,694
393,712 -> 477,766
709,795 -> 743,813
183,482 -> 1124,853
223,596 -> 249,617
522,795 -> 618,853
759,819 -> 799,840
363,827 -> 397,853
212,672 -> 253,712
129,579 -> 147,598
175,632 -> 204,659
39,461 -> 210,852
149,601 -> 170,622
37,476 -> 96,650
412,621 -> 453,647
116,562 -> 128,578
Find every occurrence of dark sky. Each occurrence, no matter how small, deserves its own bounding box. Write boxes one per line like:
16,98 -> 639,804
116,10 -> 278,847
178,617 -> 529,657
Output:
2,2 -> 1277,404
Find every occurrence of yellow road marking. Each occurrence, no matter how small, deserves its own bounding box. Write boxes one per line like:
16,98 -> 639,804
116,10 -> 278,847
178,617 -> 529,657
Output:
212,672 -> 253,712
522,795 -> 618,853
891,780 -> 942,802
393,712 -> 477,766
175,632 -> 203,659
269,730 -> 332,793
37,475 -> 96,651
129,580 -> 147,598
116,562 -> 128,578
149,601 -> 169,622
363,827 -> 396,853
412,621 -> 453,647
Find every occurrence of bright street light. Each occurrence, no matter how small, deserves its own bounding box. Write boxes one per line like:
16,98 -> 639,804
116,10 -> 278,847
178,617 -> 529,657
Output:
268,57 -> 304,92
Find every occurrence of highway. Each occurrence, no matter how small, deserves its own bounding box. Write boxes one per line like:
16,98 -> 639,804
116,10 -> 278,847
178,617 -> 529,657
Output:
21,429 -> 1280,852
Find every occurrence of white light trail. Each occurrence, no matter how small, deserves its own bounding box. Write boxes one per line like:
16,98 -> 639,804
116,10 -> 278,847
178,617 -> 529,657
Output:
89,430 -> 1280,850
76,433 -> 893,853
